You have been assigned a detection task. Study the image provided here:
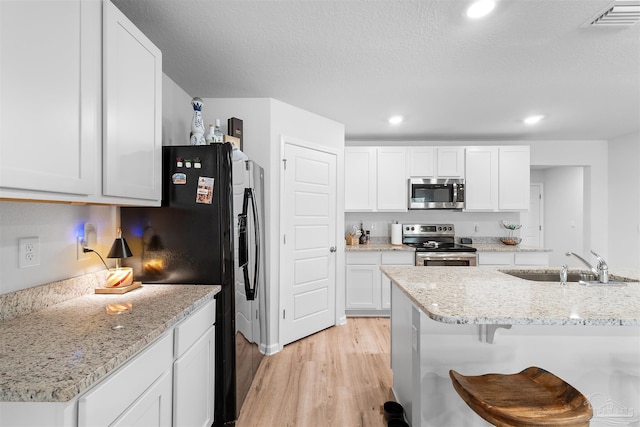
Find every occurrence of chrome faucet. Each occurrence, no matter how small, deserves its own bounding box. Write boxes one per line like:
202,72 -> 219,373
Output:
565,250 -> 609,284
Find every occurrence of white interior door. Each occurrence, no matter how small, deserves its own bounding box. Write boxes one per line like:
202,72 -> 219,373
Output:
522,183 -> 543,247
280,141 -> 337,346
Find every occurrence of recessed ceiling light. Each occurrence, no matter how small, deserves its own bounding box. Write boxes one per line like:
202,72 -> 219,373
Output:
389,115 -> 403,125
466,0 -> 496,19
524,115 -> 545,125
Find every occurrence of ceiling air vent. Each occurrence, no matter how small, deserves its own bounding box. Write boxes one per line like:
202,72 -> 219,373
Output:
585,0 -> 640,26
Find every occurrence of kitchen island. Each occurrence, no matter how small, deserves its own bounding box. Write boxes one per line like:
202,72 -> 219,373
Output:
381,266 -> 640,427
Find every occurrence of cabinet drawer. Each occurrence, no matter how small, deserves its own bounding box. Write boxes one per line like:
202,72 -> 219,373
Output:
78,332 -> 173,426
478,252 -> 513,265
514,252 -> 549,266
381,252 -> 414,265
174,299 -> 216,357
346,252 -> 380,265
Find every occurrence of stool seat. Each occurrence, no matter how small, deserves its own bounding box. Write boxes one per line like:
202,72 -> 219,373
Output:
449,366 -> 593,427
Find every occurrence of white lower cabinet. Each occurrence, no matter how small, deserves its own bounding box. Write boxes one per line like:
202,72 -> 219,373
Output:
173,300 -> 216,427
111,371 -> 173,427
346,251 -> 414,315
477,251 -> 549,266
79,299 -> 216,427
78,333 -> 174,427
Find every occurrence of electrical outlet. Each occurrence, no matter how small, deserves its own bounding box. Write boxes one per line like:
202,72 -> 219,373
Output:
77,222 -> 98,261
77,236 -> 89,260
19,237 -> 40,268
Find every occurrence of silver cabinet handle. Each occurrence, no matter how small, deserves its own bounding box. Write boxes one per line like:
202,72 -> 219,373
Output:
329,246 -> 337,253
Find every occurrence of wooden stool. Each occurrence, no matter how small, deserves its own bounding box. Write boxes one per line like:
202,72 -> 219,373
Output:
449,366 -> 593,427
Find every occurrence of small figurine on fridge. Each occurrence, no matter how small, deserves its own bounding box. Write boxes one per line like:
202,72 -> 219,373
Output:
190,97 -> 206,145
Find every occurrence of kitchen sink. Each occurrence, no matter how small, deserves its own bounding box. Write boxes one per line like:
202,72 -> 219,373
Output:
501,270 -> 632,286
504,271 -> 596,282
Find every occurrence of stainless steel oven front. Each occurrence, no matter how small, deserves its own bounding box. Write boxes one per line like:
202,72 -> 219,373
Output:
415,251 -> 477,267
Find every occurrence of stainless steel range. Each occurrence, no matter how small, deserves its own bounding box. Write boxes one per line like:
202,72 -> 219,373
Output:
402,224 -> 477,266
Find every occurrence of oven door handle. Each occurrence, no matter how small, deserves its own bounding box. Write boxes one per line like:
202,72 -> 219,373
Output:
417,252 -> 477,259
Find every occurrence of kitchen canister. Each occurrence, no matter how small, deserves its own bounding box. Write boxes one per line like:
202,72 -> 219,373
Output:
391,222 -> 402,245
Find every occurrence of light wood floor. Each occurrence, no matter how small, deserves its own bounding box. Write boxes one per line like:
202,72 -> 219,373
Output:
236,317 -> 393,427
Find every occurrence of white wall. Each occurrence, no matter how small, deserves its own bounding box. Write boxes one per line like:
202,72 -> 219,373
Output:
608,132 -> 640,269
0,202 -> 116,294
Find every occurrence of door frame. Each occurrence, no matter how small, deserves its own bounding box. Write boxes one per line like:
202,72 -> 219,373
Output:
278,135 -> 345,347
531,182 -> 544,247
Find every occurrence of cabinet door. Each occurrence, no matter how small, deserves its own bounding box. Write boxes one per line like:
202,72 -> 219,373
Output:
345,147 -> 376,211
498,146 -> 530,210
437,147 -> 465,178
477,252 -> 513,266
79,333 -> 173,427
346,264 -> 381,309
465,147 -> 499,211
408,147 -> 435,177
380,252 -> 414,309
173,326 -> 216,427
112,371 -> 172,427
103,0 -> 162,203
514,252 -> 549,266
0,0 -> 99,197
377,147 -> 408,211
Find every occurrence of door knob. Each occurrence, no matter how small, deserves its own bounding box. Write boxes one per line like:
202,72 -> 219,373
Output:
329,246 -> 337,253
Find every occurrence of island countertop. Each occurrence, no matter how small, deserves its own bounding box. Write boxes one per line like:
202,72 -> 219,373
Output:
0,281 -> 221,403
381,266 -> 640,326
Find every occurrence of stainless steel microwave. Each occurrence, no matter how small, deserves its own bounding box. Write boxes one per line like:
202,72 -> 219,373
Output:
408,178 -> 465,210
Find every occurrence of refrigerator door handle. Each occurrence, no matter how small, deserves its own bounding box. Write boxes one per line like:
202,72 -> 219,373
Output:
241,187 -> 259,301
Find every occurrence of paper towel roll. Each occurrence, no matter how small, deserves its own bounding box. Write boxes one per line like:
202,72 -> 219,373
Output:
391,223 -> 402,245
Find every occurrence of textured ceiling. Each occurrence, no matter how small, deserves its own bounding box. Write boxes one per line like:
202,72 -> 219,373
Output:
112,0 -> 640,141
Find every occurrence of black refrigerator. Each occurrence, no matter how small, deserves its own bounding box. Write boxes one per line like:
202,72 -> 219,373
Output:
121,143 -> 261,426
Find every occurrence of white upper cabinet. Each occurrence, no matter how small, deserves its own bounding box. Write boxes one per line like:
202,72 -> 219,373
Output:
345,146 -> 407,212
465,146 -> 530,211
436,147 -> 465,178
0,0 -> 100,197
377,147 -> 408,211
465,147 -> 499,211
0,0 -> 161,205
345,147 -> 377,211
408,147 -> 464,178
498,146 -> 530,210
103,0 -> 162,203
408,147 -> 436,177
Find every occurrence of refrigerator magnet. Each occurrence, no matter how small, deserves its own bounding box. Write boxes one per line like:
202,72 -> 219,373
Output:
193,157 -> 202,169
172,173 -> 187,185
176,157 -> 183,168
196,176 -> 214,204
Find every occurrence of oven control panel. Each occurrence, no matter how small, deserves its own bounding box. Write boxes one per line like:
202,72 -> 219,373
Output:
402,224 -> 455,237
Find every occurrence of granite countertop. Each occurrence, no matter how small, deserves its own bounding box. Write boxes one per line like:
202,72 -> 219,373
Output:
381,266 -> 640,326
0,276 -> 220,403
345,243 -> 414,252
345,241 -> 550,253
471,243 -> 552,252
